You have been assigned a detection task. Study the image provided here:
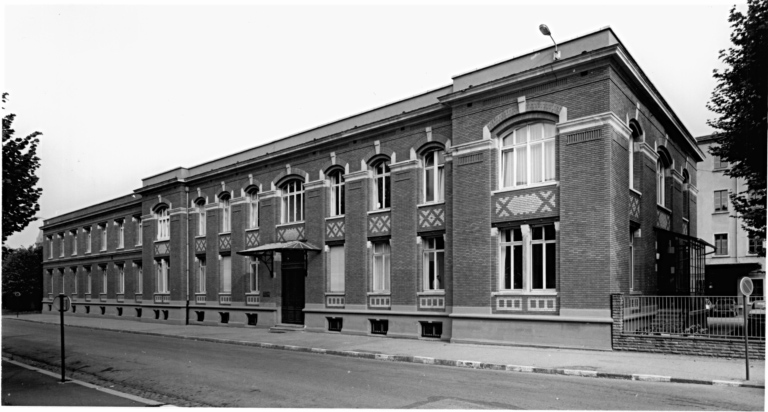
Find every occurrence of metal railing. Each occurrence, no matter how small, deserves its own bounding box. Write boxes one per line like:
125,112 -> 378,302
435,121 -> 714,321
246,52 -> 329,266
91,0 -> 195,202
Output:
621,295 -> 765,341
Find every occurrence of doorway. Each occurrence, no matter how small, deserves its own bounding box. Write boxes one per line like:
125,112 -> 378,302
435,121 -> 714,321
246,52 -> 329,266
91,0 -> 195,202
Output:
281,250 -> 306,324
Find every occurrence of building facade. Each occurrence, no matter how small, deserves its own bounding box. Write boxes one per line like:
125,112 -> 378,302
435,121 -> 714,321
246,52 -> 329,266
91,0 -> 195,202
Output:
41,28 -> 707,350
696,135 -> 765,298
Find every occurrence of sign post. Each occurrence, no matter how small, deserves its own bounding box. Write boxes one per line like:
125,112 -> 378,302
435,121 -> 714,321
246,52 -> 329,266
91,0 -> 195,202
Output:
739,277 -> 754,381
13,292 -> 21,318
53,293 -> 70,383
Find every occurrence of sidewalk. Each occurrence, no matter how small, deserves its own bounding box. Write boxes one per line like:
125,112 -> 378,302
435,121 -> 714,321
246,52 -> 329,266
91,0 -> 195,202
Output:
1,359 -> 161,406
5,313 -> 765,388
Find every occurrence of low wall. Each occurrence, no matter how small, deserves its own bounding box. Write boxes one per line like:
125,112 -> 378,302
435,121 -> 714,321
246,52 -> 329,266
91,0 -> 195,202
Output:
611,294 -> 765,360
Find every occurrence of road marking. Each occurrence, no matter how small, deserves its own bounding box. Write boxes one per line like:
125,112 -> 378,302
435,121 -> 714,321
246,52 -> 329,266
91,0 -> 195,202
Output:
562,369 -> 598,377
2,357 -> 164,406
712,380 -> 742,387
632,374 -> 671,382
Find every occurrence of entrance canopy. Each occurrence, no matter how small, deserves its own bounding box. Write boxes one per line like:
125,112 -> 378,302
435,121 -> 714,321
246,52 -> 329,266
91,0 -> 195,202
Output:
237,240 -> 321,277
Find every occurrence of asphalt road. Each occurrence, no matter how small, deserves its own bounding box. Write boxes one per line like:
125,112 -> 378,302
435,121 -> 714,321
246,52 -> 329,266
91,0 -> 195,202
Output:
2,319 -> 764,409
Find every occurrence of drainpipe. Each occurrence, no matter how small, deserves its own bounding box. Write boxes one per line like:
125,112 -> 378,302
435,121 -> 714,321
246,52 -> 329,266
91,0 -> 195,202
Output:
184,187 -> 190,325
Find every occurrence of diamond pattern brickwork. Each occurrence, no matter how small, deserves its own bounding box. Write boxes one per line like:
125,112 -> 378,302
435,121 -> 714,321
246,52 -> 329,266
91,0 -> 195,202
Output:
277,225 -> 305,242
246,230 -> 260,248
326,219 -> 345,240
368,213 -> 391,236
219,234 -> 231,251
418,206 -> 445,232
493,189 -> 558,223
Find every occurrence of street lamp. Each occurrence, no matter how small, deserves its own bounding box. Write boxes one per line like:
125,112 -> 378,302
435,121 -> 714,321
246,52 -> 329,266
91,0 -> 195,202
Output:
539,24 -> 561,61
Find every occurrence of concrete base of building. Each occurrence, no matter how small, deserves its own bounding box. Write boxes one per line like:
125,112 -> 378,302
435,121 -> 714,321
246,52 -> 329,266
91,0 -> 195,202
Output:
304,311 -> 452,341
187,306 -> 277,328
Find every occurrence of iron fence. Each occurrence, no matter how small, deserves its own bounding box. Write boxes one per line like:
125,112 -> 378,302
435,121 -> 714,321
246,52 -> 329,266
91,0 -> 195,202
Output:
621,295 -> 765,341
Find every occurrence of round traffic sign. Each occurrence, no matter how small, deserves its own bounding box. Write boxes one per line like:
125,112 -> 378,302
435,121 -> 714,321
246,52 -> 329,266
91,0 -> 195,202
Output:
13,292 -> 21,297
740,277 -> 754,297
53,295 -> 70,312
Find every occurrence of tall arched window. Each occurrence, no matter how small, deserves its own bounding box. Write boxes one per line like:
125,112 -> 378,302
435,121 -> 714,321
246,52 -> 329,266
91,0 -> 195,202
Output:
281,179 -> 304,223
329,169 -> 345,216
246,188 -> 259,228
219,193 -> 231,232
372,159 -> 391,210
629,122 -> 641,190
155,206 -> 170,240
195,199 -> 206,236
500,122 -> 556,189
656,151 -> 671,207
423,149 -> 445,203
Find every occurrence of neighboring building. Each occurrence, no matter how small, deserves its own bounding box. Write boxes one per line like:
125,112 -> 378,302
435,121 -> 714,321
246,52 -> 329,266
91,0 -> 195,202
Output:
41,27 -> 707,350
696,135 -> 765,299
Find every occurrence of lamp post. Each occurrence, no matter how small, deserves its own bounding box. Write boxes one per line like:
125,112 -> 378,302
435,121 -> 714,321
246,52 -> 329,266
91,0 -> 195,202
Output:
539,24 -> 561,60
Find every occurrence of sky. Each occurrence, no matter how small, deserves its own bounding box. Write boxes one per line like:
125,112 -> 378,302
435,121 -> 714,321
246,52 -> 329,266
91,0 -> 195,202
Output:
2,0 -> 746,248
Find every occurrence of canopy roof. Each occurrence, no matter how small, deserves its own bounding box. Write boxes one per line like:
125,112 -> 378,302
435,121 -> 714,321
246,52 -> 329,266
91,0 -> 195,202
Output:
236,240 -> 321,256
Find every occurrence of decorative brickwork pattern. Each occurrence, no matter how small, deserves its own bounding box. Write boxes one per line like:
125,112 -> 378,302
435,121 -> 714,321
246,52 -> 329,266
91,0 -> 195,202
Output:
369,295 -> 391,308
245,230 -> 260,248
218,234 -> 231,251
277,224 -> 305,242
194,238 -> 206,254
417,205 -> 445,232
326,295 -> 345,307
528,297 -> 557,312
656,208 -> 671,230
493,189 -> 558,222
419,296 -> 445,309
154,241 -> 170,256
565,129 -> 602,145
325,219 -> 345,240
368,212 -> 391,236
496,297 -> 523,311
629,191 -> 641,222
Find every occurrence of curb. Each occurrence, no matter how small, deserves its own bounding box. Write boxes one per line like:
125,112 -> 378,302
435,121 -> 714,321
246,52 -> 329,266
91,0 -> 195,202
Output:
7,317 -> 765,389
2,357 -> 165,406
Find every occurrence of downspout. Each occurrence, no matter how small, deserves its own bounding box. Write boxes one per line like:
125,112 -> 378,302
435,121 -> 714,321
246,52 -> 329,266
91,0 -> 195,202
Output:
185,186 -> 190,325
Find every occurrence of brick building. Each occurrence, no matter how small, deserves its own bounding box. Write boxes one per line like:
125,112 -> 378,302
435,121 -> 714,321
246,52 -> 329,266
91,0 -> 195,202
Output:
41,27 -> 708,350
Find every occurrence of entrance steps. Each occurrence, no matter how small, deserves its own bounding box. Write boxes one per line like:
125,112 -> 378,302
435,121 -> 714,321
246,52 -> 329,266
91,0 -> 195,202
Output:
269,324 -> 305,333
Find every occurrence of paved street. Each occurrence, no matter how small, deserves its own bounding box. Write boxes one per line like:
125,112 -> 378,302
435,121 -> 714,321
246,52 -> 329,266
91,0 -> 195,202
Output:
2,320 -> 764,409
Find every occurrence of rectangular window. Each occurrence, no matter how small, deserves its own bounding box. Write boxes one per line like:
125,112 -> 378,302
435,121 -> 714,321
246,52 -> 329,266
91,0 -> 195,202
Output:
221,199 -> 231,232
422,237 -> 444,291
60,271 -> 65,294
371,241 -> 390,292
220,256 -> 232,293
86,267 -> 92,294
329,172 -> 345,216
715,234 -> 728,256
59,234 -> 64,257
748,236 -> 763,255
198,258 -> 207,293
135,263 -> 143,294
714,156 -> 729,170
500,228 -> 524,290
155,258 -> 169,293
500,123 -> 557,189
372,162 -> 391,210
117,264 -> 125,294
328,245 -> 345,293
135,217 -> 143,246
248,193 -> 259,228
85,228 -> 92,253
117,220 -> 125,249
101,266 -> 108,294
47,236 -> 53,259
423,151 -> 445,203
100,224 -> 107,251
249,256 -> 259,293
71,230 -> 77,255
714,190 -> 729,212
531,225 -> 556,290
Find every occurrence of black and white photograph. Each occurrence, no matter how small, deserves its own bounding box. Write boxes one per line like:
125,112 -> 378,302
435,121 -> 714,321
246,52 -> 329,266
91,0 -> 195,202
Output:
2,0 -> 766,409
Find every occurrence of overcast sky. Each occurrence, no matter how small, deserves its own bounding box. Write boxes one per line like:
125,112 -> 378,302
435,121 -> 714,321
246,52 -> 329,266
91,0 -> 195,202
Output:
3,0 -> 745,248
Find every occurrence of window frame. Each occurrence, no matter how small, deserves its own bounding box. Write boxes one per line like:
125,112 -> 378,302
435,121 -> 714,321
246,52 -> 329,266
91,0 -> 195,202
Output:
117,264 -> 125,294
60,270 -> 66,294
101,265 -> 108,295
498,122 -> 557,190
498,224 -> 558,293
47,236 -> 53,259
714,190 -> 729,212
247,189 -> 260,229
280,179 -> 305,224
219,193 -> 232,233
713,156 -> 729,170
70,230 -> 78,256
155,258 -> 169,294
327,244 -> 345,293
100,224 -> 108,251
156,207 -> 170,240
371,160 -> 391,210
197,257 -> 207,294
422,149 -> 445,204
714,233 -> 729,256
134,217 -> 143,246
656,156 -> 668,207
499,227 -> 524,291
220,255 -> 232,294
59,233 -> 65,257
134,262 -> 143,294
85,228 -> 92,253
86,267 -> 92,294
371,240 -> 391,293
74,270 -> 78,295
329,169 -> 346,217
248,256 -> 259,293
422,236 -> 445,291
117,220 -> 125,249
748,236 -> 763,256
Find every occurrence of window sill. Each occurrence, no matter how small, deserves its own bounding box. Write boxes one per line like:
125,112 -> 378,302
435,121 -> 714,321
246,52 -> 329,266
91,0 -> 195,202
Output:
712,254 -> 731,258
325,292 -> 345,296
492,181 -> 558,195
712,211 -> 729,215
245,227 -> 260,231
155,238 -> 170,242
491,290 -> 558,296
218,231 -> 232,235
245,291 -> 260,296
630,188 -> 642,196
276,221 -> 305,227
368,209 -> 391,215
417,201 -> 446,208
629,290 -> 643,295
418,291 -> 445,296
657,205 -> 672,214
326,215 -> 345,220
367,292 -> 390,296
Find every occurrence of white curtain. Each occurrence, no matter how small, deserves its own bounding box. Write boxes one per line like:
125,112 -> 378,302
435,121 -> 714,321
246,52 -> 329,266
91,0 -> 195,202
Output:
329,246 -> 345,292
220,256 -> 231,293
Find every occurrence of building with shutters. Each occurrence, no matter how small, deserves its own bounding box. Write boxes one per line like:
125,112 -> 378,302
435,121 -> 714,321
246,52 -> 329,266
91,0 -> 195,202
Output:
41,27 -> 709,350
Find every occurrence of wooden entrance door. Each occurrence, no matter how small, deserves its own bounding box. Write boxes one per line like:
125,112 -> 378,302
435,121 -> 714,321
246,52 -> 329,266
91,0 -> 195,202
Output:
281,250 -> 306,324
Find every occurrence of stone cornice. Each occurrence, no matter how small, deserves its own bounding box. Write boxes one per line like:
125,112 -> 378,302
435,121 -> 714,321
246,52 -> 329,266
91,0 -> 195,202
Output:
450,139 -> 495,157
389,159 -> 421,172
557,111 -> 630,140
344,170 -> 372,182
304,179 -> 329,191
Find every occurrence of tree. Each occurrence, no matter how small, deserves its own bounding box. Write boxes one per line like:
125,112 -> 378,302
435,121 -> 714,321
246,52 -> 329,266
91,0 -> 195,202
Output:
707,0 -> 767,255
2,245 -> 44,312
2,93 -> 43,244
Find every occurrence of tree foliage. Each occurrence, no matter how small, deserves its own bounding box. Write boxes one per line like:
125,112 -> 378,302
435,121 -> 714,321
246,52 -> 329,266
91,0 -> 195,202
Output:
707,0 -> 767,254
2,93 -> 43,244
2,245 -> 43,312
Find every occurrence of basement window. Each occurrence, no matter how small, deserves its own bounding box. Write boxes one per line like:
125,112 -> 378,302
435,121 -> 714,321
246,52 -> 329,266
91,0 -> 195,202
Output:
370,319 -> 388,335
420,321 -> 442,338
196,311 -> 205,322
219,312 -> 230,324
327,317 -> 343,332
246,313 -> 258,326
